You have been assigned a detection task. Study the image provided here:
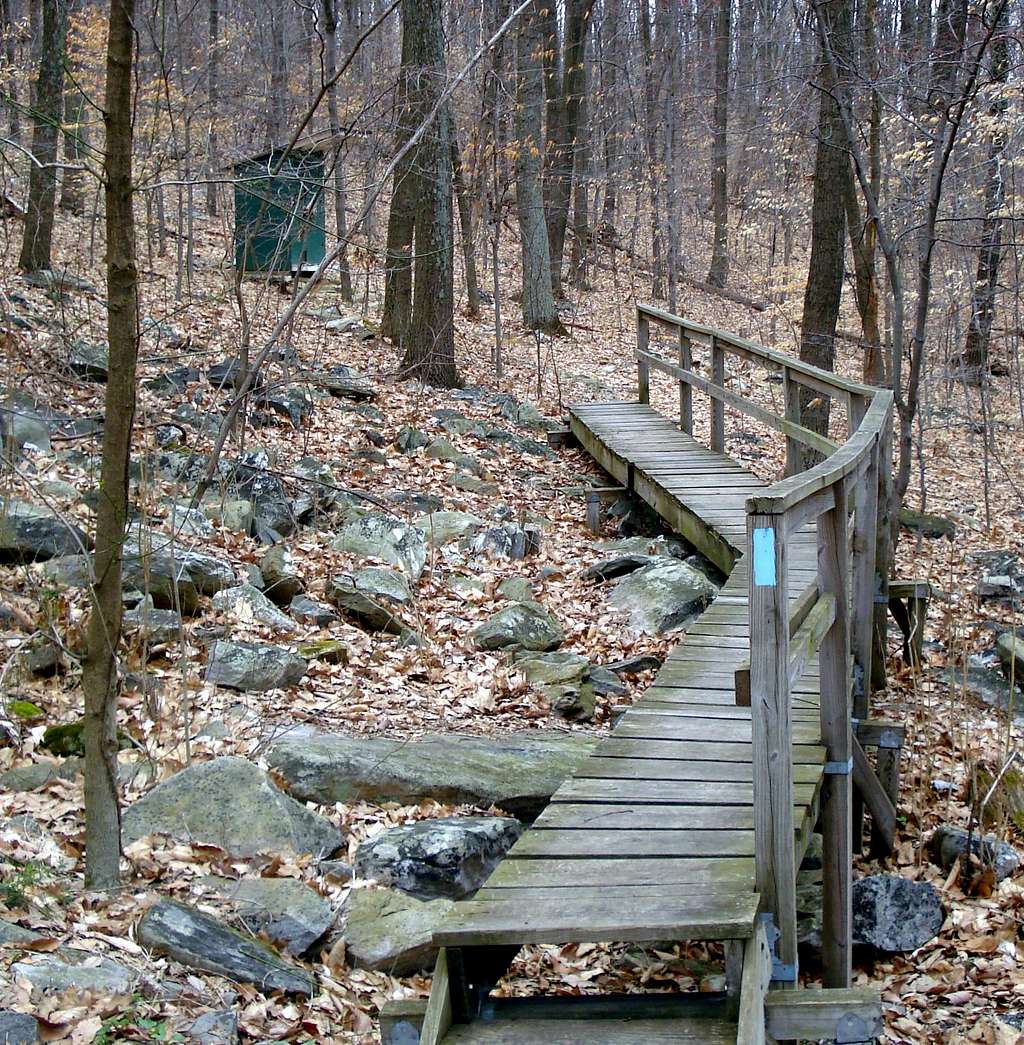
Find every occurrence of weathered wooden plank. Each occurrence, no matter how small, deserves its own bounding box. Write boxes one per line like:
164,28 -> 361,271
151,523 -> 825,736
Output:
555,778 -> 820,805
569,757 -> 822,785
737,916 -> 770,1045
511,827 -> 757,859
764,986 -> 883,1041
612,716 -> 822,745
433,893 -> 759,947
420,948 -> 452,1045
533,803 -> 764,830
594,738 -> 826,764
482,856 -> 755,889
443,1016 -> 739,1044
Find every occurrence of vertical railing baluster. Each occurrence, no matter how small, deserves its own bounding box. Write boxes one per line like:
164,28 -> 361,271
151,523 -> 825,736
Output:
679,328 -> 693,434
783,369 -> 801,476
637,309 -> 650,405
817,477 -> 853,989
711,334 -> 725,451
748,509 -> 796,986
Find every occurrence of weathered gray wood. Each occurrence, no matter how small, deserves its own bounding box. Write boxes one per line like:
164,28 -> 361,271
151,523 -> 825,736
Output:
817,476 -> 853,989
747,510 -> 798,987
852,733 -> 897,851
381,998 -> 427,1045
420,948 -> 452,1045
482,856 -> 755,888
443,1016 -> 738,1043
557,778 -> 821,805
737,916 -> 770,1045
433,892 -> 759,946
710,334 -> 726,452
510,827 -> 757,858
637,311 -> 650,404
765,986 -> 882,1040
851,438 -> 879,720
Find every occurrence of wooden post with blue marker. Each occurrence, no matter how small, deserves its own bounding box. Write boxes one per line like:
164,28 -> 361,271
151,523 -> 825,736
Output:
748,511 -> 797,988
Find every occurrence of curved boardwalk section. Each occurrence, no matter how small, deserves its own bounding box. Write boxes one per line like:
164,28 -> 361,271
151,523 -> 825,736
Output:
416,307 -> 892,1045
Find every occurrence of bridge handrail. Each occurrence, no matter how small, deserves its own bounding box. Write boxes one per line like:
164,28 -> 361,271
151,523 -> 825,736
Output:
633,302 -> 893,994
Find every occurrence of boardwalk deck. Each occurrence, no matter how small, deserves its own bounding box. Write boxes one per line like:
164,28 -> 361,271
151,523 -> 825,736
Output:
421,401 -> 826,1044
418,306 -> 891,1045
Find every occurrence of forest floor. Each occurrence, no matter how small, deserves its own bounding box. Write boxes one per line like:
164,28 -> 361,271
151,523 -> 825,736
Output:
0,208 -> 1023,1044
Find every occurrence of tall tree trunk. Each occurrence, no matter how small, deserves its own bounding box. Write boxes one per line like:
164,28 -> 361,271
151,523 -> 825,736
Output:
322,0 -> 354,302
598,0 -> 618,233
59,74 -> 86,216
844,0 -> 883,384
960,14 -> 1008,383
515,0 -> 563,333
19,0 -> 66,272
451,128 -> 480,316
398,0 -> 458,387
706,0 -> 730,287
798,0 -> 852,459
268,2 -> 287,144
2,0 -> 20,142
82,0 -> 138,892
543,0 -> 592,295
380,9 -> 418,348
206,0 -> 219,215
639,0 -> 663,298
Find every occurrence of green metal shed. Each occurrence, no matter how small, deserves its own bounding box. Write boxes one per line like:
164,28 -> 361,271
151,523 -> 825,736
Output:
233,146 -> 327,275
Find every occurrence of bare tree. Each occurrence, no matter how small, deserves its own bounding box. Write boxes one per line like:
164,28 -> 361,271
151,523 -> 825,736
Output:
18,0 -> 66,272
706,0 -> 730,288
82,0 -> 139,892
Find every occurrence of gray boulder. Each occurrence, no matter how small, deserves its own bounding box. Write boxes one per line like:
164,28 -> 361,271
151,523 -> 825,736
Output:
198,876 -> 333,956
122,756 -> 340,858
514,650 -> 590,687
341,887 -> 454,975
0,1011 -> 39,1044
187,1010 -> 238,1045
289,595 -> 337,626
137,900 -> 314,996
11,954 -> 134,996
930,825 -> 1021,882
307,364 -> 376,401
68,339 -> 108,381
124,598 -> 182,646
38,554 -> 92,587
0,500 -> 88,563
472,602 -> 564,652
330,512 -> 427,580
0,405 -> 51,452
395,426 -> 430,453
205,640 -> 306,691
328,573 -> 404,634
354,817 -> 522,900
608,557 -> 718,634
997,632 -> 1024,682
424,438 -> 486,477
497,577 -> 534,603
259,545 -> 304,604
212,585 -> 295,633
267,730 -> 597,821
583,554 -> 654,582
416,510 -> 485,548
852,875 -> 944,952
465,523 -> 541,561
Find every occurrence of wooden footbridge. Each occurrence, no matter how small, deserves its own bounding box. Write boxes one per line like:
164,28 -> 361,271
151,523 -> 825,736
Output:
410,306 -> 900,1044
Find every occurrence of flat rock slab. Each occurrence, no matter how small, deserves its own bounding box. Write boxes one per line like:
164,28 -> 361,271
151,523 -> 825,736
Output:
267,731 -> 597,821
205,640 -> 307,691
341,887 -> 454,976
199,876 -> 333,956
0,1011 -> 40,1044
608,557 -> 718,635
11,954 -> 134,996
138,899 -> 314,996
122,756 -> 341,859
354,816 -> 523,900
472,602 -> 564,652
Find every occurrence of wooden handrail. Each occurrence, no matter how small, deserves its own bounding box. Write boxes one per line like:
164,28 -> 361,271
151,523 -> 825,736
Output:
633,303 -> 894,997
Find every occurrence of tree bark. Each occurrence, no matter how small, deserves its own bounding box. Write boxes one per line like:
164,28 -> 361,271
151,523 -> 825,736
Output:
59,74 -> 86,216
2,0 -> 20,142
598,0 -> 618,233
268,1 -> 287,145
451,128 -> 480,316
206,0 -> 219,216
514,0 -> 563,333
960,16 -> 1008,384
798,0 -> 852,461
398,0 -> 458,387
322,0 -> 354,302
639,0 -> 663,298
82,0 -> 138,892
706,0 -> 730,288
19,0 -> 66,272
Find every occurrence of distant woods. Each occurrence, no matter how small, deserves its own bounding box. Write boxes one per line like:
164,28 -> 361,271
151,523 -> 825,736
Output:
2,0 -> 1023,418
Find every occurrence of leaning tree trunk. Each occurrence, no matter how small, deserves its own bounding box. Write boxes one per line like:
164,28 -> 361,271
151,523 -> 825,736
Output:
514,0 -> 563,334
398,0 -> 459,387
19,0 -> 66,272
82,0 -> 139,892
961,19 -> 1008,385
706,0 -> 730,288
798,0 -> 852,464
451,128 -> 480,316
1,0 -> 19,142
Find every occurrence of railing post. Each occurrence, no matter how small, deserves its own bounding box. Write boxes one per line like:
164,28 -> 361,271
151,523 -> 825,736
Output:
872,414 -> 893,693
637,310 -> 650,404
851,438 -> 879,722
748,510 -> 796,987
817,476 -> 853,989
782,369 -> 801,476
711,335 -> 725,452
678,329 -> 693,434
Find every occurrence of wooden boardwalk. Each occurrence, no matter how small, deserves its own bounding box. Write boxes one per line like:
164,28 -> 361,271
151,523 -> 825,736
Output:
415,307 -> 894,1045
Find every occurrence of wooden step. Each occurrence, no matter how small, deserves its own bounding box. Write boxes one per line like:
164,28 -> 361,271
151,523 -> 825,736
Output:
442,1016 -> 737,1043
